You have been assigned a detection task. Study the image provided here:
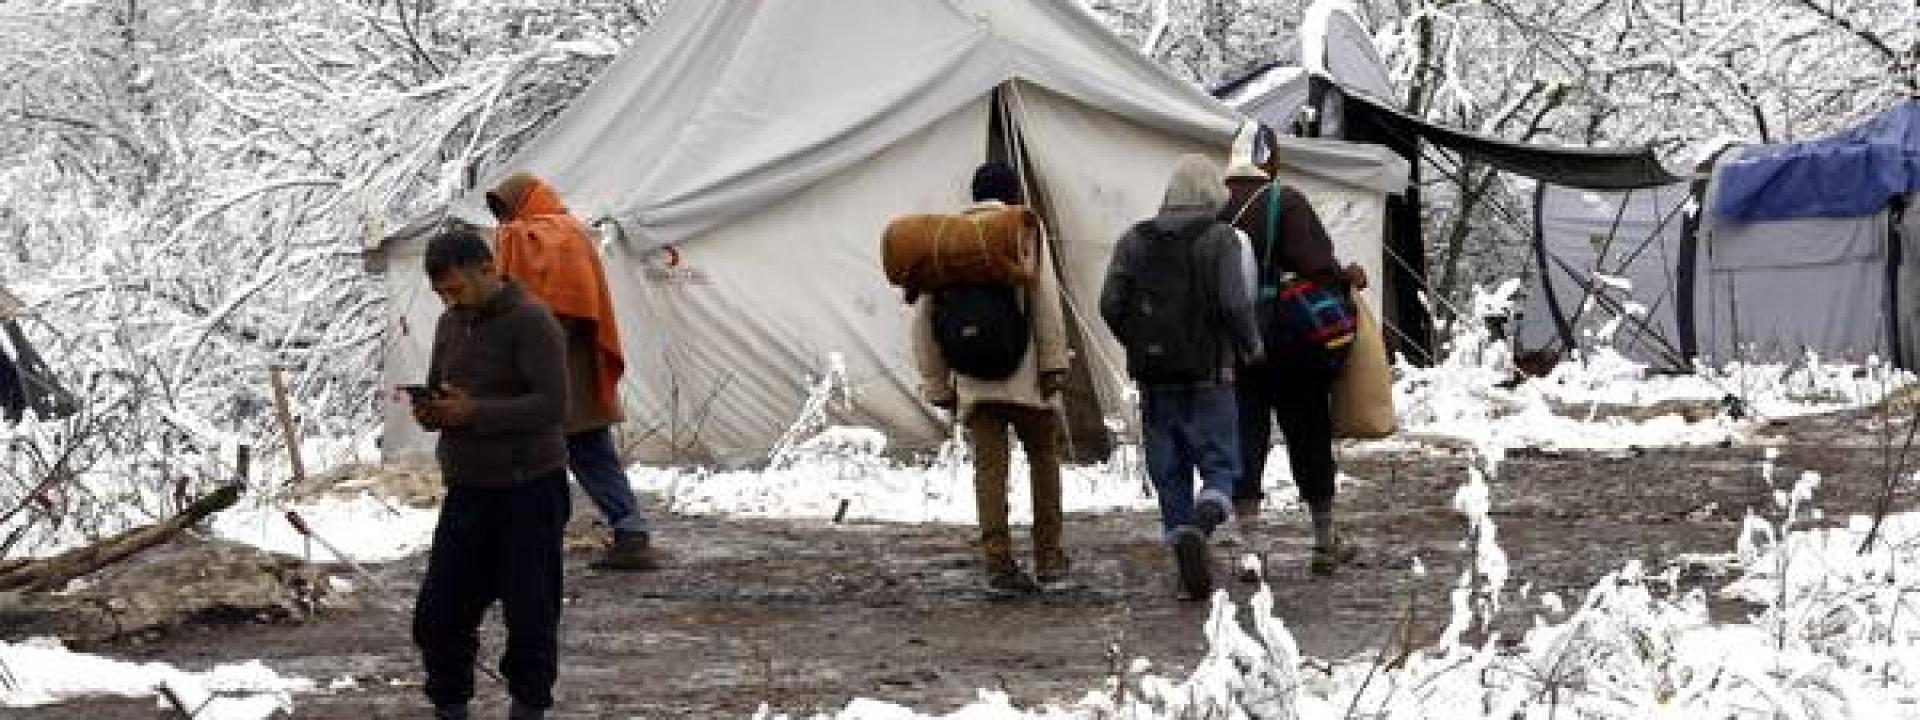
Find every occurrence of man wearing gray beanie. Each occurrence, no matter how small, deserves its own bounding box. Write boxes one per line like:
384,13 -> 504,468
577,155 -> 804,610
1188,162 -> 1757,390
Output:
1100,154 -> 1262,600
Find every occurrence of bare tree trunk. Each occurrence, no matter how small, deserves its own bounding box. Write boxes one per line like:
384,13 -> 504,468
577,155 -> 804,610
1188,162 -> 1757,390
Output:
1434,161 -> 1497,308
1432,83 -> 1569,312
0,485 -> 242,594
1405,1 -> 1440,114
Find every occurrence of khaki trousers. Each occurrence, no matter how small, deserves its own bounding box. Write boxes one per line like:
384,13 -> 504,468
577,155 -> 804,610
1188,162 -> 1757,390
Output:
966,402 -> 1065,575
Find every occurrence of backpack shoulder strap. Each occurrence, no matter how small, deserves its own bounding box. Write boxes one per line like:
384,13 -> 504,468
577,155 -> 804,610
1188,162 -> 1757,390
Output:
1261,181 -> 1284,286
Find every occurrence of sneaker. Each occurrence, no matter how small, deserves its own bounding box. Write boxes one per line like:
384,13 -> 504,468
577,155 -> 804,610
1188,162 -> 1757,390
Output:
1309,540 -> 1359,577
1171,526 -> 1212,601
987,568 -> 1042,595
591,531 -> 659,571
1194,498 -> 1228,535
508,701 -> 546,720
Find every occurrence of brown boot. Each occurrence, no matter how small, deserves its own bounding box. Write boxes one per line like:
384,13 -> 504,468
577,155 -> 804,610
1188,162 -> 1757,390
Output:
1308,533 -> 1358,577
591,531 -> 659,571
1035,548 -> 1070,585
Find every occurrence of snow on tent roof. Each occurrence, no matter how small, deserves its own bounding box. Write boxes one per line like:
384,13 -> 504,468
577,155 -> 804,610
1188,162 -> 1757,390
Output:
448,0 -> 1245,248
1714,100 -> 1920,221
1213,0 -> 1390,126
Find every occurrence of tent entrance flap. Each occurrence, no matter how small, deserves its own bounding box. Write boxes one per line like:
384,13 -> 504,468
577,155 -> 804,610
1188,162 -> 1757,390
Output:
991,84 -> 1115,463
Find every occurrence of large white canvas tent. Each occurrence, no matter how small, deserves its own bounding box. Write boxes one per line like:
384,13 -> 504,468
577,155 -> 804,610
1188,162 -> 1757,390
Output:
1520,100 -> 1920,369
375,0 -> 1409,467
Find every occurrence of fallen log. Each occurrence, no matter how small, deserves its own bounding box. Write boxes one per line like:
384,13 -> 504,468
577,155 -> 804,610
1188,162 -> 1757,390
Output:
0,484 -> 243,594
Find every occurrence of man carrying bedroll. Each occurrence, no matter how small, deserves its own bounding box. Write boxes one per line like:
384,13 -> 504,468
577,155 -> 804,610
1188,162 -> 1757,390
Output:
910,161 -> 1072,595
410,227 -> 570,720
488,172 -> 657,571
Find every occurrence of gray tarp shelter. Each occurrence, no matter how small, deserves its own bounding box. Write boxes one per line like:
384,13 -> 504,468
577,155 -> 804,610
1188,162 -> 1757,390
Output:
1521,100 -> 1920,369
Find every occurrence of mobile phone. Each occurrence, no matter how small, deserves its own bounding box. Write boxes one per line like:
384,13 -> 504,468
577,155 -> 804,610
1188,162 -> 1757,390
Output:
400,384 -> 435,403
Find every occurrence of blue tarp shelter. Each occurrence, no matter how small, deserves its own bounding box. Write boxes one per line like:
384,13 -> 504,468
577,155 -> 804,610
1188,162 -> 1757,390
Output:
1716,101 -> 1920,221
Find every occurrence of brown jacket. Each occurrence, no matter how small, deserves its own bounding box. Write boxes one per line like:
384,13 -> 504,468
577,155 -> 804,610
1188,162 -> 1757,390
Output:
562,316 -> 624,434
425,281 -> 569,487
911,201 -> 1069,421
1223,179 -> 1343,285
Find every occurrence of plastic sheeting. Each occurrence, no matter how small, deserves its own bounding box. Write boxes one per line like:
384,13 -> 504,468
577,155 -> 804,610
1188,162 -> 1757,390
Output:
1900,194 -> 1920,368
1715,101 -> 1920,221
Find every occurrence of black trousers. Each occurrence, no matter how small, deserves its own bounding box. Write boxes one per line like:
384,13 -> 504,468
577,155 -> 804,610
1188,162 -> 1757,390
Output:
1234,358 -> 1338,512
414,470 -> 570,709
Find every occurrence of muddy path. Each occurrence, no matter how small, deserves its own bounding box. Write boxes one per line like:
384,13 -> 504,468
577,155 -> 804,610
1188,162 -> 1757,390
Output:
12,409 -> 1912,718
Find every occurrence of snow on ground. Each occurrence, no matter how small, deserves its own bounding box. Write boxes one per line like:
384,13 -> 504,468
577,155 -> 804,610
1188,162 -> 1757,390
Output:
766,414 -> 1920,719
1392,283 -> 1911,452
209,493 -> 438,564
643,286 -> 1911,523
634,442 -> 1156,525
959,501 -> 1920,719
0,636 -> 310,719
749,285 -> 1920,719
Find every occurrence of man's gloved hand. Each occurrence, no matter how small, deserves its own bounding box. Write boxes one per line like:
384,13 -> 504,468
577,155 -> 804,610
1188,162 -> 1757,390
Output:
1040,370 -> 1069,398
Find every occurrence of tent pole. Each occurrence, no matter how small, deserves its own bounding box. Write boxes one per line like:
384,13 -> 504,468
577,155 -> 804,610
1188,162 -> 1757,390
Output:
1532,184 -> 1579,357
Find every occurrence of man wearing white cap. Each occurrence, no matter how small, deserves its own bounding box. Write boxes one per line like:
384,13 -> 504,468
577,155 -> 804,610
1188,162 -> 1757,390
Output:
1221,157 -> 1365,578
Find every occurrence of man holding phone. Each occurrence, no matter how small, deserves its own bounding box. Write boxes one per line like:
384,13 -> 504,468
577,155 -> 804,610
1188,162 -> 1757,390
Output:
410,227 -> 570,720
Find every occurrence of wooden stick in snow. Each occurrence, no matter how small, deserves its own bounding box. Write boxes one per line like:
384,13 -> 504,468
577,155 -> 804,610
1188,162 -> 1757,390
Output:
269,367 -> 307,491
282,510 -> 389,598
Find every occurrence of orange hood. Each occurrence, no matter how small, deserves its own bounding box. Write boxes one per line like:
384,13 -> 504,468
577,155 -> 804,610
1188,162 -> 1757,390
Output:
490,173 -> 626,414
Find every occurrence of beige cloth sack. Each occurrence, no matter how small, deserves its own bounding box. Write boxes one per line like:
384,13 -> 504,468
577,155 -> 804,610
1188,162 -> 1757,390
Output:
1332,295 -> 1397,439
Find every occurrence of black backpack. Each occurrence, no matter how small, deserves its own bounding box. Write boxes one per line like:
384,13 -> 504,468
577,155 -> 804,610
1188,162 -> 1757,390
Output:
1115,221 -> 1219,384
932,282 -> 1030,381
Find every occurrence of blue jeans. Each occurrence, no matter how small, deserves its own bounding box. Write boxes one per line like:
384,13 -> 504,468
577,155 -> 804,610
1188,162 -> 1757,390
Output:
566,427 -> 648,534
1140,384 -> 1241,542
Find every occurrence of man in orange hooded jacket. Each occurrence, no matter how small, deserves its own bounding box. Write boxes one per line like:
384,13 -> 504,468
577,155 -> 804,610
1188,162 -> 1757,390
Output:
488,173 -> 656,571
